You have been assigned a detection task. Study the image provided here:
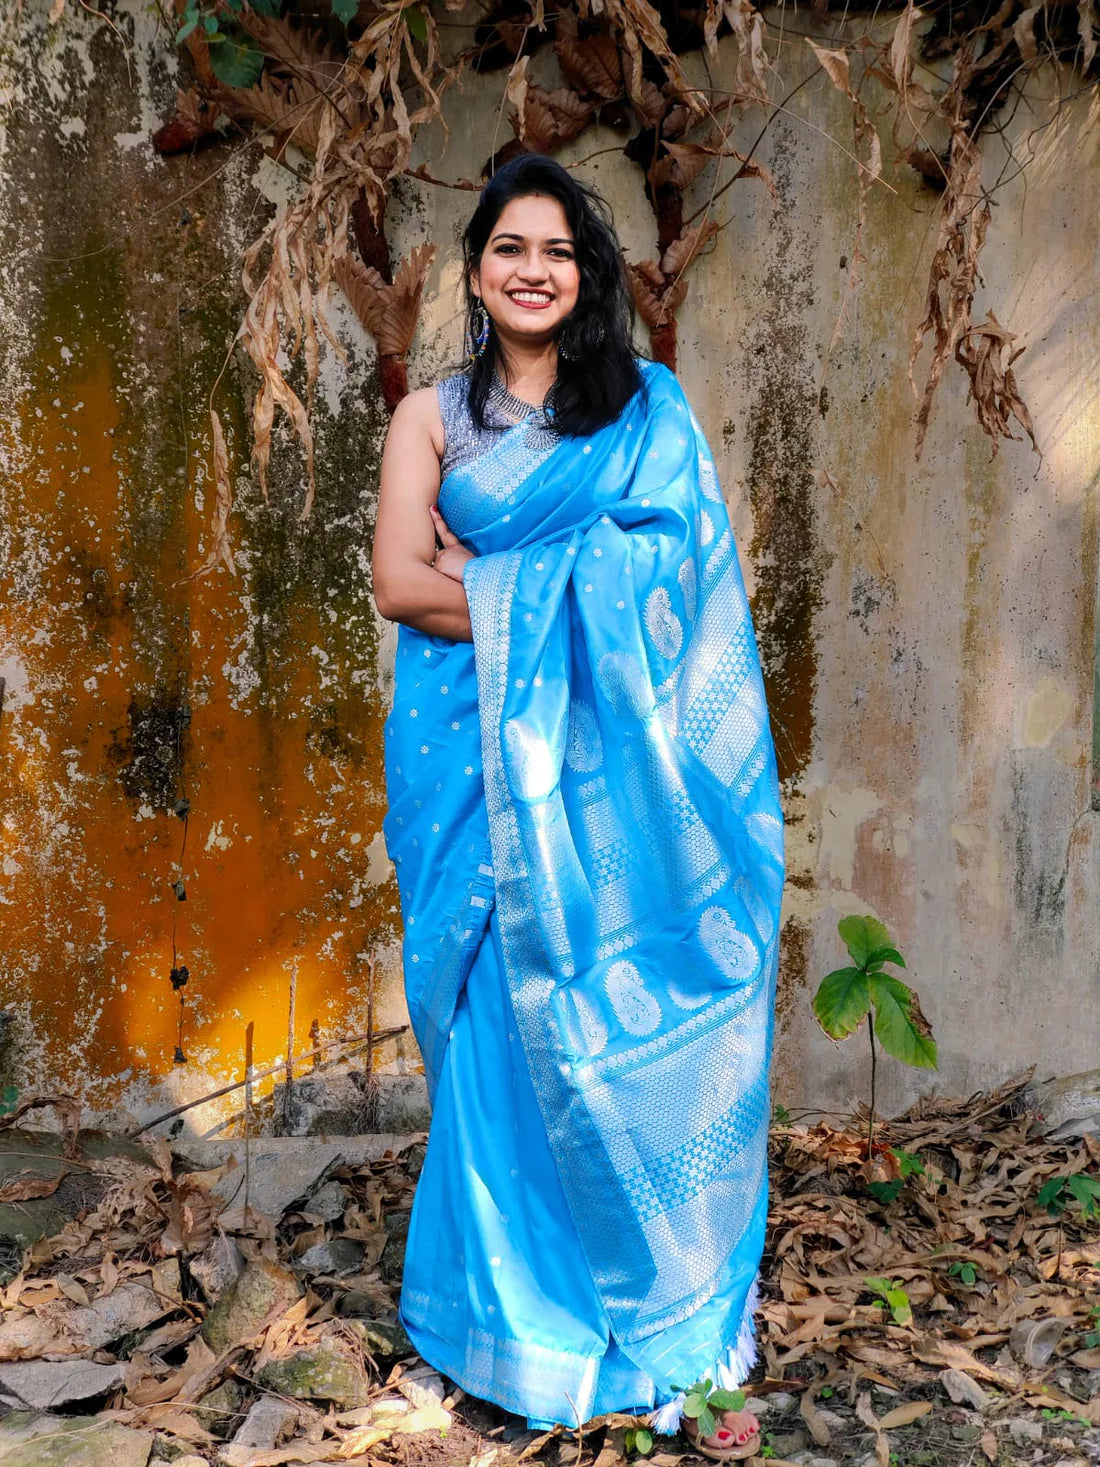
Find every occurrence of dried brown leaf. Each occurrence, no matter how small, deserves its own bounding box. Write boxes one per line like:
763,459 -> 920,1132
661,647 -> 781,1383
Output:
554,31 -> 624,100
878,1400 -> 933,1428
800,1391 -> 833,1445
855,1392 -> 891,1467
516,86 -> 594,154
0,1169 -> 64,1202
660,220 -> 719,280
1080,0 -> 1098,65
335,242 -> 434,360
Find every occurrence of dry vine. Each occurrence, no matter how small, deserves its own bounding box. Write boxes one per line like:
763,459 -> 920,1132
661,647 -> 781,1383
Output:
148,0 -> 1097,565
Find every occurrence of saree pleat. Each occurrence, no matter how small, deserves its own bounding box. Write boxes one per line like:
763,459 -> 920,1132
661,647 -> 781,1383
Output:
383,361 -> 784,1425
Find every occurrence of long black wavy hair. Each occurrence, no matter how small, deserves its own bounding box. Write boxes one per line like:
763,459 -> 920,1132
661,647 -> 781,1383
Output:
462,154 -> 643,436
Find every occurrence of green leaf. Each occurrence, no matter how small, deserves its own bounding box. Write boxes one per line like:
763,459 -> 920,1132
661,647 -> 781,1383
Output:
868,972 -> 937,1069
0,1085 -> 18,1117
1068,1174 -> 1100,1217
404,4 -> 427,40
708,1389 -> 745,1411
885,1287 -> 912,1326
864,1276 -> 892,1301
202,13 -> 218,31
1037,1177 -> 1066,1213
633,1427 -> 653,1455
683,1394 -> 707,1419
331,0 -> 358,23
890,1146 -> 925,1177
176,17 -> 198,39
812,966 -> 870,1040
867,1179 -> 904,1204
697,1407 -> 717,1439
865,944 -> 906,970
207,35 -> 264,86
838,914 -> 892,967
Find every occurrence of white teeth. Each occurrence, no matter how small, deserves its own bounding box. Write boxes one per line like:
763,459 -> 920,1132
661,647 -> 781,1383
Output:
511,291 -> 552,303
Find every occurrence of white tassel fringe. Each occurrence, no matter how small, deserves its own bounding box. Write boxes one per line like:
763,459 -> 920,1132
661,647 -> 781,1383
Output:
648,1277 -> 761,1436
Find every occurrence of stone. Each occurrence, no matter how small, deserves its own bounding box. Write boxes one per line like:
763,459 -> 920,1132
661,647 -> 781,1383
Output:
293,1238 -> 366,1276
380,1210 -> 410,1282
172,1137 -> 416,1219
0,1417 -> 154,1467
0,1359 -> 126,1410
255,1338 -> 370,1408
789,1455 -> 838,1467
188,1233 -> 244,1303
397,1365 -> 446,1409
814,1407 -> 846,1434
273,1071 -> 375,1137
374,1074 -> 432,1132
150,1436 -> 202,1463
342,1316 -> 413,1361
194,1379 -> 245,1439
304,1180 -> 348,1221
770,1428 -> 811,1456
0,1263 -> 180,1360
201,1260 -> 301,1353
1006,1417 -> 1044,1445
939,1368 -> 990,1409
760,1391 -> 798,1416
1025,1069 -> 1100,1139
166,1459 -> 208,1467
228,1394 -> 300,1450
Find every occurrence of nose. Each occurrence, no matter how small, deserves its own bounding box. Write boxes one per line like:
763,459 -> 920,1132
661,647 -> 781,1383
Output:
515,249 -> 549,281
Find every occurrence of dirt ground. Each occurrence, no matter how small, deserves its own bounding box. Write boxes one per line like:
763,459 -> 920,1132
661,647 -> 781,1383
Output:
0,1076 -> 1097,1467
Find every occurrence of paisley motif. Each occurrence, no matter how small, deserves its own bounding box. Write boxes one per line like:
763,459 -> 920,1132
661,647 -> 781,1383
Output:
564,699 -> 603,773
567,989 -> 608,1057
678,558 -> 697,621
666,972 -> 713,1010
736,874 -> 775,944
698,509 -> 715,547
597,652 -> 654,720
605,960 -> 662,1036
698,906 -> 759,983
644,586 -> 683,660
503,718 -> 559,801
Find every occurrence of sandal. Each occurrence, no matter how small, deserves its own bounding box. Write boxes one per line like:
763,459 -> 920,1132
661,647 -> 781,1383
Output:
682,1411 -> 760,1461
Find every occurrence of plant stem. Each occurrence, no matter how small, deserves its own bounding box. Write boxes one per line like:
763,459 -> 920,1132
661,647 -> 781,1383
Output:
867,1015 -> 877,1159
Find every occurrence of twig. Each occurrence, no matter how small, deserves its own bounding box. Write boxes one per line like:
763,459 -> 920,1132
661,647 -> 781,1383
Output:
243,1022 -> 254,1216
128,1024 -> 408,1137
283,962 -> 297,1134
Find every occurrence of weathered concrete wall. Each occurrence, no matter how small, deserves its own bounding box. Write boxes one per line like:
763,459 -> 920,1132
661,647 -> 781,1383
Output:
0,3 -> 1097,1126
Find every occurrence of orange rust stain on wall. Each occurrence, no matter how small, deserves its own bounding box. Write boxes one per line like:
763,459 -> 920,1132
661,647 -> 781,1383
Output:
1,330 -> 396,1110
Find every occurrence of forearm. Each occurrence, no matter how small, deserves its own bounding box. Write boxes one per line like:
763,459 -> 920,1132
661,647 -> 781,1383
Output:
374,562 -> 473,642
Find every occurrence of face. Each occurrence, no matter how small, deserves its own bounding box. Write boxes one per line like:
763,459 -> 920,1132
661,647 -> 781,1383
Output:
471,193 -> 581,346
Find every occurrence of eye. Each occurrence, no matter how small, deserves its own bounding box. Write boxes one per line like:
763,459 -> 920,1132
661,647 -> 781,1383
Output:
549,248 -> 575,260
494,243 -> 521,254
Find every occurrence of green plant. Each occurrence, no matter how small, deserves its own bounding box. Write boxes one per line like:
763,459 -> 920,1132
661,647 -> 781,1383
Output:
625,1425 -> 654,1456
865,1276 -> 913,1327
0,1085 -> 17,1117
1037,1172 -> 1100,1222
948,1261 -> 978,1286
1084,1306 -> 1100,1349
759,1440 -> 777,1459
819,1386 -> 834,1399
813,916 -> 937,1156
680,1379 -> 747,1440
1040,1406 -> 1089,1426
772,1103 -> 791,1127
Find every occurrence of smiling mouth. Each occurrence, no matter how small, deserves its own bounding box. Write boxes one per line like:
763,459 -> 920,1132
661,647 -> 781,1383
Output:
507,290 -> 554,308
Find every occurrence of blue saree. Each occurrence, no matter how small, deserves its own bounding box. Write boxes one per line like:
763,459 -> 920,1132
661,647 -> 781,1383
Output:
382,360 -> 784,1428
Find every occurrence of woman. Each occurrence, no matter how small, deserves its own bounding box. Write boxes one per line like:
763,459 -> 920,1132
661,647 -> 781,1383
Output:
373,155 -> 784,1460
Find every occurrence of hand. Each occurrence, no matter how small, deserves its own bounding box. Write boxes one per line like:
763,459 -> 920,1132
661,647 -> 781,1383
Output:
429,504 -> 475,583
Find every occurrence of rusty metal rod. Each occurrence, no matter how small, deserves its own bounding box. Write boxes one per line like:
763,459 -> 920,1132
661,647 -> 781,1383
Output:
128,1023 -> 408,1138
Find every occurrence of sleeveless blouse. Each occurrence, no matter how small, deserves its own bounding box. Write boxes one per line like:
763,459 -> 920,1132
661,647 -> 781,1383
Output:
436,371 -> 558,482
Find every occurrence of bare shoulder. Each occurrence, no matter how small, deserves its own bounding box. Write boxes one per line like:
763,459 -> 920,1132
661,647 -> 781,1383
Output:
387,383 -> 444,458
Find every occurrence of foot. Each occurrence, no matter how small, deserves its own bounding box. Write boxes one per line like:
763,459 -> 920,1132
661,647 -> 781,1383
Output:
685,1407 -> 760,1459
715,1408 -> 759,1450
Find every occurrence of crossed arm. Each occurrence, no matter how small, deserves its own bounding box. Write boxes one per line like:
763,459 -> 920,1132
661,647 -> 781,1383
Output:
371,387 -> 474,643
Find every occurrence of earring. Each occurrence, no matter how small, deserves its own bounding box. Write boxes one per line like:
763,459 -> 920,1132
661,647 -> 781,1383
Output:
469,300 -> 490,360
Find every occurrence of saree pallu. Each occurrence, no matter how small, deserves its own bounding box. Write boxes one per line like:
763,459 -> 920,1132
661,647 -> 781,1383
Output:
382,360 -> 784,1426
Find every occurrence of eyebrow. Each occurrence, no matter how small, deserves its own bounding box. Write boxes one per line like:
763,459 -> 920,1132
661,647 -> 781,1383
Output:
490,231 -> 575,245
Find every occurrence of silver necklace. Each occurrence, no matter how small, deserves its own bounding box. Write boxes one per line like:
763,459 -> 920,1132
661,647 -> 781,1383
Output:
489,375 -> 556,429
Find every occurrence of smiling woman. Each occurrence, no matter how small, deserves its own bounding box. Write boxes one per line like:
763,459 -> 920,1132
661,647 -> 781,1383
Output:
369,155 -> 784,1460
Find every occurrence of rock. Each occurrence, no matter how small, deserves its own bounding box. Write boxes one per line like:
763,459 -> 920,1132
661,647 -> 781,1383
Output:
166,1459 -> 208,1467
228,1394 -> 300,1450
939,1368 -> 989,1409
188,1233 -> 244,1303
0,1417 -> 154,1467
273,1071 -> 375,1137
380,1210 -> 410,1282
150,1436 -> 201,1463
1006,1417 -> 1044,1445
1025,1069 -> 1100,1139
201,1260 -> 301,1353
293,1238 -> 366,1276
760,1391 -> 798,1416
256,1338 -> 370,1408
194,1379 -> 245,1439
397,1365 -> 446,1409
172,1137 -> 416,1219
770,1428 -> 811,1456
0,1263 -> 180,1360
374,1074 -> 432,1132
342,1316 -> 413,1361
814,1408 -> 846,1434
0,1359 -> 126,1410
789,1455 -> 838,1467
304,1180 -> 348,1222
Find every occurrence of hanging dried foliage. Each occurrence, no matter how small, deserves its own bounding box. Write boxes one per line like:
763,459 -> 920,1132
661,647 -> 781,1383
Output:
148,0 -> 1094,567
